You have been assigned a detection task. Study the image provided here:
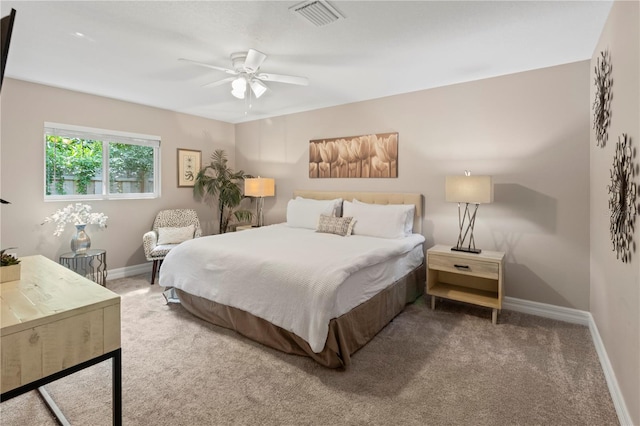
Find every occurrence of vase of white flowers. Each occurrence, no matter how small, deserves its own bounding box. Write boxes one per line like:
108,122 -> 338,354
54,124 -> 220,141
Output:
43,203 -> 108,254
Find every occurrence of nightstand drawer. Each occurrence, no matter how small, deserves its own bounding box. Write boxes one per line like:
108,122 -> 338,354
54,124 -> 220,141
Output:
428,253 -> 499,280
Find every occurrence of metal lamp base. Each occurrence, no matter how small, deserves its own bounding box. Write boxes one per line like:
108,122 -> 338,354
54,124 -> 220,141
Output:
453,202 -> 483,254
256,197 -> 265,227
451,246 -> 482,254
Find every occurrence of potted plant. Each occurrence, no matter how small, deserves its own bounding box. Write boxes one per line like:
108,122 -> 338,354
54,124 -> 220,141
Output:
194,149 -> 253,234
1,248 -> 21,283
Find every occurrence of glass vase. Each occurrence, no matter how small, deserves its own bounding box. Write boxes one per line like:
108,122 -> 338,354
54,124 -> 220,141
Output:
70,224 -> 91,254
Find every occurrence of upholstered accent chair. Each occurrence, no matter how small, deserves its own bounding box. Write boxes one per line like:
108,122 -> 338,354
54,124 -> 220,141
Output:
143,209 -> 202,284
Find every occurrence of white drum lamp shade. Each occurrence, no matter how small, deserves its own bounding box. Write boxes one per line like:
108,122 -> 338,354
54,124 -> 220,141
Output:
445,175 -> 493,204
244,177 -> 275,227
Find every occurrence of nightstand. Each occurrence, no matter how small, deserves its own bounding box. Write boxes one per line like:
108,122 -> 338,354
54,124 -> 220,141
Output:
426,244 -> 505,324
59,249 -> 107,286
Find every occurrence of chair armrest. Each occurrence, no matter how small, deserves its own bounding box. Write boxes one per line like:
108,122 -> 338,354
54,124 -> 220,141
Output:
143,230 -> 158,260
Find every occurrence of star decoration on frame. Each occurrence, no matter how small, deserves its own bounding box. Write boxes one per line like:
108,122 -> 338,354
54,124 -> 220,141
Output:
608,133 -> 637,262
593,50 -> 613,148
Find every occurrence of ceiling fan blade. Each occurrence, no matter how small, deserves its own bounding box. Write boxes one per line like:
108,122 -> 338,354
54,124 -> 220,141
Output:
202,76 -> 236,88
255,72 -> 309,86
244,49 -> 267,73
178,58 -> 238,75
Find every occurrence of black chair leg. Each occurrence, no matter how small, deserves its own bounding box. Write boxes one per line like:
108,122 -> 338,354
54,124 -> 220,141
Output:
151,260 -> 158,285
150,259 -> 164,285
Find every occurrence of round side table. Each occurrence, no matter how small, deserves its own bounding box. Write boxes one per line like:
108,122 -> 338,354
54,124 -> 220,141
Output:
59,249 -> 107,286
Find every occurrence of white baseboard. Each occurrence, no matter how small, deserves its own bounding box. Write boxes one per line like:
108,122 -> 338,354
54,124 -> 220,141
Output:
587,314 -> 633,426
106,262 -> 151,280
504,297 -> 632,425
503,296 -> 591,325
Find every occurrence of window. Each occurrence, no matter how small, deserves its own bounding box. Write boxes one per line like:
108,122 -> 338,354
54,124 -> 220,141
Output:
45,122 -> 161,200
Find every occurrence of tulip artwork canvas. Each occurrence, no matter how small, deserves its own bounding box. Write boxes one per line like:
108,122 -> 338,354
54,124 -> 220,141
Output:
309,132 -> 398,178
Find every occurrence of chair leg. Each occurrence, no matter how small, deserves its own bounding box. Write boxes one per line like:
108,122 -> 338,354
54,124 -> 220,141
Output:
151,260 -> 158,285
150,259 -> 164,285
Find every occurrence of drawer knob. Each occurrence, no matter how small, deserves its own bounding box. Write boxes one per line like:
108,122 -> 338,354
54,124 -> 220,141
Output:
454,264 -> 470,270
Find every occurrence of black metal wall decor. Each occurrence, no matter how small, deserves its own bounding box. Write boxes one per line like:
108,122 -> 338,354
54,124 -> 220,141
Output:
608,133 -> 637,262
593,50 -> 613,148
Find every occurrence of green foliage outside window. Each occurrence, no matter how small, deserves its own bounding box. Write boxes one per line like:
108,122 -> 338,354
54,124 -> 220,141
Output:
46,135 -> 102,195
109,143 -> 154,194
45,135 -> 155,197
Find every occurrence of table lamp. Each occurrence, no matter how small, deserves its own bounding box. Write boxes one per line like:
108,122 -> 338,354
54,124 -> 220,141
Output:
244,177 -> 275,227
445,171 -> 493,254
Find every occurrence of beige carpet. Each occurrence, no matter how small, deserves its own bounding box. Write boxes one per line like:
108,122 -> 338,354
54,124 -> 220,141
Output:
1,275 -> 618,425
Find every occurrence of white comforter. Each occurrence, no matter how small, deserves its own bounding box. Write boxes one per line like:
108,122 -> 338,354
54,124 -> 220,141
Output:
159,224 -> 425,352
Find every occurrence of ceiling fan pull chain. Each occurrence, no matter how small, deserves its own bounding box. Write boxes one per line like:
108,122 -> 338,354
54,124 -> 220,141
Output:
245,86 -> 250,115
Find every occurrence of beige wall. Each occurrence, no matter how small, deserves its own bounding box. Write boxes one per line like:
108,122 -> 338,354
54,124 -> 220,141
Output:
590,1 -> 640,424
236,61 -> 591,311
0,78 -> 234,270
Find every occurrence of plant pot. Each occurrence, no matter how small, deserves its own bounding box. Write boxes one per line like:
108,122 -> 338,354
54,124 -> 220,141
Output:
0,263 -> 21,283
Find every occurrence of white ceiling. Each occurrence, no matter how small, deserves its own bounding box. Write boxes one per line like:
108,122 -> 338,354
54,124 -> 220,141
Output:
1,1 -> 612,124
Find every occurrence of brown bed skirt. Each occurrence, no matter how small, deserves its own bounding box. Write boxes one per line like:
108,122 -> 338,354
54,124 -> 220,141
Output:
176,263 -> 425,369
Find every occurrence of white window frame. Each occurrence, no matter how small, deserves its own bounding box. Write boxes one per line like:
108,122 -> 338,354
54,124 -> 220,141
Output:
44,122 -> 161,201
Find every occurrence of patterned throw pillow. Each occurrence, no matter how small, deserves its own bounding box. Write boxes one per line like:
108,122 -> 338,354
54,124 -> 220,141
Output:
316,214 -> 356,236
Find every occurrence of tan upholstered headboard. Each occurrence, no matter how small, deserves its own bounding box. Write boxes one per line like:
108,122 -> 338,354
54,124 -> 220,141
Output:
293,190 -> 423,233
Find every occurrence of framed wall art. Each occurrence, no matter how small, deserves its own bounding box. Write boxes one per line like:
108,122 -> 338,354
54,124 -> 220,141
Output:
177,148 -> 201,187
309,132 -> 398,178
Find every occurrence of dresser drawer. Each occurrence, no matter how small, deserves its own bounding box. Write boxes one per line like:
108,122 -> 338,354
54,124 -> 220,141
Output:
428,253 -> 499,280
1,304 -> 120,394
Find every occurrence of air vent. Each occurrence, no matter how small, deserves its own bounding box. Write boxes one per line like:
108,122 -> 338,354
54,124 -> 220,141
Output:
290,0 -> 344,27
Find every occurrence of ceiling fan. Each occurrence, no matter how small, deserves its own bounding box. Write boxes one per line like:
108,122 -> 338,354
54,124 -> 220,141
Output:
179,49 -> 309,100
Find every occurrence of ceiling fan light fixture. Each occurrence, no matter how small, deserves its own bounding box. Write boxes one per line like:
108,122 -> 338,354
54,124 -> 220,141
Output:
250,79 -> 268,98
231,76 -> 246,99
181,49 -> 309,104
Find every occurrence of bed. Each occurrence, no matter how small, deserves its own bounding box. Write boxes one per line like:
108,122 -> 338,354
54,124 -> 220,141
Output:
159,191 -> 425,368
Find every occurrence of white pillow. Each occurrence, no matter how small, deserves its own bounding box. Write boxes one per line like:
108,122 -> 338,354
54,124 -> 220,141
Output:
157,224 -> 195,245
287,197 -> 342,229
353,199 -> 415,236
295,196 -> 342,217
343,200 -> 412,239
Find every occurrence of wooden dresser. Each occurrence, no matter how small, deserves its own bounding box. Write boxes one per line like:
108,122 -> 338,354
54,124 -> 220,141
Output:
1,255 -> 121,424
